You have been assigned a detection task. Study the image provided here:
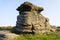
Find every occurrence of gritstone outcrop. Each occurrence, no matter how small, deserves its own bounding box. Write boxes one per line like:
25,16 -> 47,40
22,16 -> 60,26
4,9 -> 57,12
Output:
13,2 -> 51,34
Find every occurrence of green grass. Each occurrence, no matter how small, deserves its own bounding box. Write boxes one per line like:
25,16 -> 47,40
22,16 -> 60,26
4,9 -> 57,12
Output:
13,32 -> 60,40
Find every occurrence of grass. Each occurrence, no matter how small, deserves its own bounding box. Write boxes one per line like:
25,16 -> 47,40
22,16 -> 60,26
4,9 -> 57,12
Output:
13,32 -> 60,40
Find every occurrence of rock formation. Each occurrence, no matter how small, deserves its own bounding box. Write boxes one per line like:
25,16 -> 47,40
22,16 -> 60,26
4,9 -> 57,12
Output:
14,1 -> 51,34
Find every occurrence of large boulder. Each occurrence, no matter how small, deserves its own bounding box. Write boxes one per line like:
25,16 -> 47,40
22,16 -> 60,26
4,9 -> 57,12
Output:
14,1 -> 51,34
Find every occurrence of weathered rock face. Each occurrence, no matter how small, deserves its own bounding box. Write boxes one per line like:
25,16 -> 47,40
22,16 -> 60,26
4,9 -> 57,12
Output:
14,2 -> 51,33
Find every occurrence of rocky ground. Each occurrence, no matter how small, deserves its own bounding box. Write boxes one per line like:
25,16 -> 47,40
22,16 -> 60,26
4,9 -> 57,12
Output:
0,30 -> 19,40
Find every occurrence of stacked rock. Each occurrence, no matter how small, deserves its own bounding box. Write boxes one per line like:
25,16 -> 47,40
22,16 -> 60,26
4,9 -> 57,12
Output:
14,2 -> 51,33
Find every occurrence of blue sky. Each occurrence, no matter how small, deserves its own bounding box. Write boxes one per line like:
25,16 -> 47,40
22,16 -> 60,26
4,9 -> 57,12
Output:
0,0 -> 60,26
